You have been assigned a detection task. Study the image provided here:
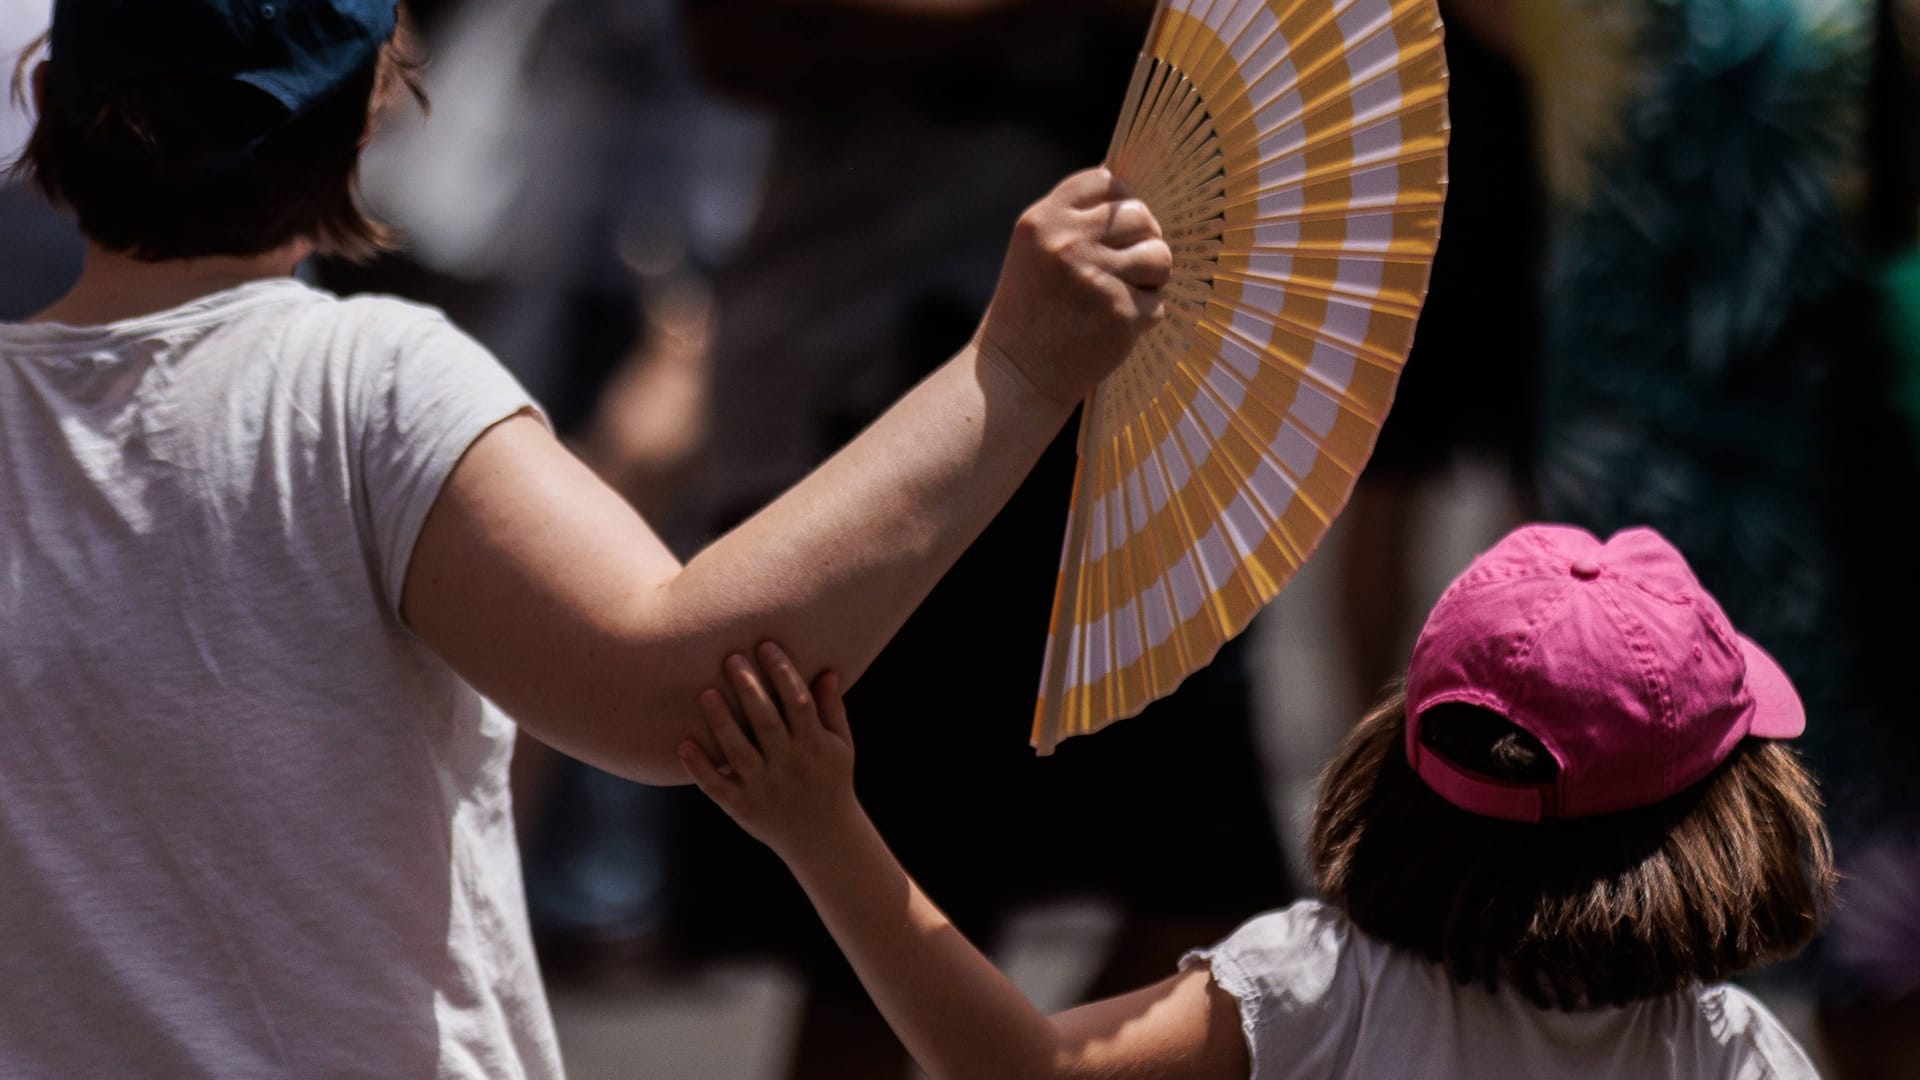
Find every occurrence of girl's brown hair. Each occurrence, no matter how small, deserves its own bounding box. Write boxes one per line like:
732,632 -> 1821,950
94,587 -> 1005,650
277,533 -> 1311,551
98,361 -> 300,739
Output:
8,18 -> 425,262
1310,686 -> 1836,1010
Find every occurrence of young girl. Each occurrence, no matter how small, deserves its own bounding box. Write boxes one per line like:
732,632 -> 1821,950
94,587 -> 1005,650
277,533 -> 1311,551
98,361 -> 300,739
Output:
685,524 -> 1834,1078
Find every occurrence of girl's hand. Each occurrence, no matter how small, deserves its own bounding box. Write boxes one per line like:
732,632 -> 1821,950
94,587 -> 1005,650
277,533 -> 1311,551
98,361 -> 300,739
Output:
679,642 -> 862,862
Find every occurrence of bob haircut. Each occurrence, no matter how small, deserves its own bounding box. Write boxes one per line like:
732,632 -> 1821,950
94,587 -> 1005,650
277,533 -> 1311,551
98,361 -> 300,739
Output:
8,20 -> 424,262
1310,685 -> 1836,1010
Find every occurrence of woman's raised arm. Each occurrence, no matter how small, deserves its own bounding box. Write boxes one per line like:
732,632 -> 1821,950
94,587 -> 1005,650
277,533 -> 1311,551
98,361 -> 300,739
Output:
401,168 -> 1170,783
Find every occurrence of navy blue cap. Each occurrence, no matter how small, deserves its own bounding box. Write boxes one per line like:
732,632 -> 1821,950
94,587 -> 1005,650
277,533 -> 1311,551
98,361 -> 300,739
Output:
49,0 -> 397,121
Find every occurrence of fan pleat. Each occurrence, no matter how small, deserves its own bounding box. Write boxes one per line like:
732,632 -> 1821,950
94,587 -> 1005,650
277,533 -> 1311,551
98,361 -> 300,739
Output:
1222,151 -> 1448,214
1167,376 -> 1289,594
1063,458 -> 1095,739
1150,399 -> 1244,663
1125,406 -> 1194,704
1190,311 -> 1405,424
1033,0 -> 1447,750
1109,427 -> 1151,719
1215,267 -> 1429,317
1211,9 -> 1442,126
1083,443 -> 1121,735
1197,295 -> 1412,375
1170,354 -> 1346,529
1185,328 -> 1381,476
1227,97 -> 1449,182
1226,240 -> 1438,261
1222,203 -> 1444,236
1108,431 -> 1144,722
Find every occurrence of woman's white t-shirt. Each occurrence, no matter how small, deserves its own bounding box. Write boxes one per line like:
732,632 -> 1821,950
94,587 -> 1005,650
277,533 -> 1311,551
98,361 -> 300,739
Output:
0,279 -> 560,1078
1186,901 -> 1818,1079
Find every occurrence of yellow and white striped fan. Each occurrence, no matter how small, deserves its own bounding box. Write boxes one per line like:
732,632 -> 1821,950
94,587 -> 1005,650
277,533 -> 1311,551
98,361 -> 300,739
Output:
1033,0 -> 1449,752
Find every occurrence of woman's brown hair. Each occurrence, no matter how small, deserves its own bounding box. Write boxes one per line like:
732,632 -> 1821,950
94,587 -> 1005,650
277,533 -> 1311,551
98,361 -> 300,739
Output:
8,17 -> 425,262
1310,686 -> 1836,1010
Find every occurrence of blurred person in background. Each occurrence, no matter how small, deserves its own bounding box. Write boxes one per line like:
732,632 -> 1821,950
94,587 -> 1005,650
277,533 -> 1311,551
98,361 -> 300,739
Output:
309,0 -> 772,973
1514,0 -> 1920,1071
1,0 -> 81,319
671,2 -> 1295,1077
1331,0 -> 1543,715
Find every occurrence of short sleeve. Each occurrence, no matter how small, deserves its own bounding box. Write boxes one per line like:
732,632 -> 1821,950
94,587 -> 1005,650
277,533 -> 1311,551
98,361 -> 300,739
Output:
1179,900 -> 1362,1080
1706,986 -> 1822,1080
352,303 -> 542,617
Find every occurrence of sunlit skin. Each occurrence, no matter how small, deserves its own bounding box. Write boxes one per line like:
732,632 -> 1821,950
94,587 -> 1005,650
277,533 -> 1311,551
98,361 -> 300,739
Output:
684,643 -> 1250,1080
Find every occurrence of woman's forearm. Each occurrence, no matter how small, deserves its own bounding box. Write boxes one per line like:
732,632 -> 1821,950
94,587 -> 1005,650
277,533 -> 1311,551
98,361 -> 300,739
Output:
647,342 -> 1069,687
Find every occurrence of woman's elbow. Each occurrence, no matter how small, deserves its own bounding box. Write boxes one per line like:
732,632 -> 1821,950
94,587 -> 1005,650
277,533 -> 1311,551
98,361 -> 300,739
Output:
509,690 -> 708,788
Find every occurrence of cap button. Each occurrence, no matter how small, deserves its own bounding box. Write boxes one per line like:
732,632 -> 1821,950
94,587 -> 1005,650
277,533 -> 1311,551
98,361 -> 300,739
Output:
1570,559 -> 1602,581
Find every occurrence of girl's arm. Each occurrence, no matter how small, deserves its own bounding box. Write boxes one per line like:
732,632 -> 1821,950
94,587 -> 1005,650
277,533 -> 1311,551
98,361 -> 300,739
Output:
402,168 -> 1171,784
682,644 -> 1250,1080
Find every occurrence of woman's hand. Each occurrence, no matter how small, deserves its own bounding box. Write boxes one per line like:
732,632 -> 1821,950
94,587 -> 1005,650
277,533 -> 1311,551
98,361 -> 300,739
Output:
679,642 -> 863,862
976,167 -> 1172,407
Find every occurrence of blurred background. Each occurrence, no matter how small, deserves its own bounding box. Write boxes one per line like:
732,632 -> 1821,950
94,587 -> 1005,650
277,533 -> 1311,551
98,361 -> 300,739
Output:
7,0 -> 1920,1075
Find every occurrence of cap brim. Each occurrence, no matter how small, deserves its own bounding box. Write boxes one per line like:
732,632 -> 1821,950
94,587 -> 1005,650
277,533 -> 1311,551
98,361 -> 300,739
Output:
1738,634 -> 1805,739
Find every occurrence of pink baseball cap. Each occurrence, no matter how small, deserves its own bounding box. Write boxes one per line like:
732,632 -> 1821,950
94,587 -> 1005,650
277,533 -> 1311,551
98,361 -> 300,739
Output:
1405,524 -> 1804,822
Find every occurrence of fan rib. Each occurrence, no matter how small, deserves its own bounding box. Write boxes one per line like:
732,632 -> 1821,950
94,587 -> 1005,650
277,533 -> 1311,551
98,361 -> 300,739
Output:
1120,60 -> 1183,175
1107,56 -> 1157,166
1113,60 -> 1172,180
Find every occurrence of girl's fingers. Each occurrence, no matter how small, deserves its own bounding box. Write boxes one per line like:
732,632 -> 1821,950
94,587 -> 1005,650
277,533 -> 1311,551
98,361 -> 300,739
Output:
816,671 -> 852,742
725,654 -> 791,749
757,643 -> 820,735
701,687 -> 764,778
678,739 -> 739,806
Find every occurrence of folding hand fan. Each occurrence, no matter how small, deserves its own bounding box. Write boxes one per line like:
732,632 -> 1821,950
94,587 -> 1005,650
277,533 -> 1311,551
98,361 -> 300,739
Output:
1033,0 -> 1450,752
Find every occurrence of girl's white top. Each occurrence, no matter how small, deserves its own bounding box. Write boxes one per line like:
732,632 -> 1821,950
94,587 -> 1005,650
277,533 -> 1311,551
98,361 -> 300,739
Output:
0,279 -> 561,1079
1186,900 -> 1818,1080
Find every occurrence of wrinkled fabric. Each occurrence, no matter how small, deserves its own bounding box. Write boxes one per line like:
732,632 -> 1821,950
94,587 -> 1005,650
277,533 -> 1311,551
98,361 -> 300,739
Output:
1187,901 -> 1817,1079
0,279 -> 560,1079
